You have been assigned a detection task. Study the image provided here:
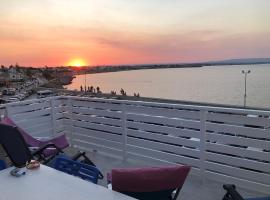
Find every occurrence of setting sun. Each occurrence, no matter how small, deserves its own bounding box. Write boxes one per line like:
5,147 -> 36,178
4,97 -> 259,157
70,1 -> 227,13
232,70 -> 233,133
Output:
67,58 -> 87,67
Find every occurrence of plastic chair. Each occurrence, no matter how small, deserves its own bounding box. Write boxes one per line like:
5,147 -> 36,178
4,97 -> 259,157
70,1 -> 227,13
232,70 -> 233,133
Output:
0,160 -> 6,170
54,157 -> 100,184
108,165 -> 191,200
1,117 -> 69,158
223,184 -> 270,200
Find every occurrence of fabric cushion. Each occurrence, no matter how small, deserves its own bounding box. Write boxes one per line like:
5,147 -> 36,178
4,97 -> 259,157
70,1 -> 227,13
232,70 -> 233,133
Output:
1,117 -> 41,147
111,165 -> 191,193
1,117 -> 69,157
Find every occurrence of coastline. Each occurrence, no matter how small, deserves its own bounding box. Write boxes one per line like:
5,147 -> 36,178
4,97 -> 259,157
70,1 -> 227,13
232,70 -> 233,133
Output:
36,86 -> 270,111
74,62 -> 270,76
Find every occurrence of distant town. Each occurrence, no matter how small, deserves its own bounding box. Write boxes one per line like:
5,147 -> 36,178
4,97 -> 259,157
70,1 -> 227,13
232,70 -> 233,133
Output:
0,64 -> 75,104
1,58 -> 270,104
0,63 -> 204,104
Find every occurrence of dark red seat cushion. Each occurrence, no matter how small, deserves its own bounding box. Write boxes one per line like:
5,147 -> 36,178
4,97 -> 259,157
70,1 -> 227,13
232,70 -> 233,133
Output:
111,165 -> 191,193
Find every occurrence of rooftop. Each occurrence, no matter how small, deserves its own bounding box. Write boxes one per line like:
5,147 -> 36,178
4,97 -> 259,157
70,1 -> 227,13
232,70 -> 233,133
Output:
66,148 -> 266,200
1,96 -> 270,199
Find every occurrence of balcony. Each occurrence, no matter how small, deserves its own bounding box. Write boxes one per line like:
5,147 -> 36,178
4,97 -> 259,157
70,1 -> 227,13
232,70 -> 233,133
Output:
0,96 -> 269,199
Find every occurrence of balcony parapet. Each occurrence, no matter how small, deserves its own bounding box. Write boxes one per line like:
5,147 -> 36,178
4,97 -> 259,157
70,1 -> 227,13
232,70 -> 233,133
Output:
1,96 -> 270,193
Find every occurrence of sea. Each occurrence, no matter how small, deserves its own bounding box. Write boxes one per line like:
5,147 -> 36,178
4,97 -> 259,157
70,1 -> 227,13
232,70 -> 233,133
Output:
65,64 -> 270,109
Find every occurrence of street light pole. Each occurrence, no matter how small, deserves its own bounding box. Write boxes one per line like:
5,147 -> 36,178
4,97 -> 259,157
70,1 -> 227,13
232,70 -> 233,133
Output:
84,70 -> 87,93
242,70 -> 251,107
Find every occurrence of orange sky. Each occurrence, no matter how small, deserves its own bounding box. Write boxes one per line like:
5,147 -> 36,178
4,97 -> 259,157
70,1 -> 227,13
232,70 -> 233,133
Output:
0,0 -> 269,67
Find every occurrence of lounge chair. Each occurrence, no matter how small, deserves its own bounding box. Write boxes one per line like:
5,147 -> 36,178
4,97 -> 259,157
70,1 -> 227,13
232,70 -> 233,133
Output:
0,124 -> 33,168
107,166 -> 191,200
223,184 -> 270,200
0,123 -> 103,180
54,157 -> 100,184
1,117 -> 69,158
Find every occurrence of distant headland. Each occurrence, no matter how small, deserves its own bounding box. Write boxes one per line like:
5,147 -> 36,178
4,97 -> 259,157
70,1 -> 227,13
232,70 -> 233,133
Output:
73,57 -> 270,75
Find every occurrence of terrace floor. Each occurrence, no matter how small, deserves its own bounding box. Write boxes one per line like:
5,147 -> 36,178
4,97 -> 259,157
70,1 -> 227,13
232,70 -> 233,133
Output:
67,147 -> 267,200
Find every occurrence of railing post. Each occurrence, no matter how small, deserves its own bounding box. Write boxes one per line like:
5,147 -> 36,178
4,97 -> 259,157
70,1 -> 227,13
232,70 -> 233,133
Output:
50,98 -> 56,137
199,110 -> 207,183
67,97 -> 74,147
4,105 -> 9,118
0,106 -> 7,119
122,103 -> 127,161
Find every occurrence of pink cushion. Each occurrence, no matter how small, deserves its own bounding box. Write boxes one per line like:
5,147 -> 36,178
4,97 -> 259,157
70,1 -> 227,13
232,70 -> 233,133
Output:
1,117 -> 69,157
1,117 -> 41,146
111,165 -> 191,192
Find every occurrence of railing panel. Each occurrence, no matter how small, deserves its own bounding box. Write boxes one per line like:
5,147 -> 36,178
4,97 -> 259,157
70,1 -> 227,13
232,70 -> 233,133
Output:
126,104 -> 200,120
72,99 -> 122,111
73,120 -> 123,134
13,116 -> 51,129
7,100 -> 51,115
206,132 -> 270,149
126,114 -> 200,130
54,106 -> 69,114
73,139 -> 123,157
23,121 -> 53,134
206,152 -> 270,174
206,161 -> 270,185
32,127 -> 54,138
73,133 -> 123,151
206,171 -> 270,194
127,144 -> 200,167
72,107 -> 123,119
206,142 -> 270,162
4,97 -> 65,138
206,122 -> 270,140
11,108 -> 51,121
207,112 -> 270,127
73,127 -> 123,143
128,137 -> 200,158
127,129 -> 200,148
126,121 -> 200,139
72,114 -> 122,127
1,96 -> 270,193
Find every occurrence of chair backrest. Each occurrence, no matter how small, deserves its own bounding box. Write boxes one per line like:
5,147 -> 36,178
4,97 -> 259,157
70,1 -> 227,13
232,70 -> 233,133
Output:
111,165 -> 191,200
1,117 -> 69,158
0,159 -> 6,170
0,124 -> 32,168
54,157 -> 99,184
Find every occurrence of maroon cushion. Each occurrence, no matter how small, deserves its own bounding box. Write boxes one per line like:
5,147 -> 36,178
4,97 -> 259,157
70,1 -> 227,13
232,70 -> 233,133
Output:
111,165 -> 191,193
41,134 -> 69,157
1,117 -> 69,157
1,117 -> 41,147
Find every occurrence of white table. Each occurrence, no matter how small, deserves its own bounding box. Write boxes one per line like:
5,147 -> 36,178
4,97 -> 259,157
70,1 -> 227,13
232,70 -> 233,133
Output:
0,165 -> 136,200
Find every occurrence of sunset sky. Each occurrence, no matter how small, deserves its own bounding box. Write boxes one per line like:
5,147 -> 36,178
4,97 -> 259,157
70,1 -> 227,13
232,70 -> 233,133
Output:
0,0 -> 269,67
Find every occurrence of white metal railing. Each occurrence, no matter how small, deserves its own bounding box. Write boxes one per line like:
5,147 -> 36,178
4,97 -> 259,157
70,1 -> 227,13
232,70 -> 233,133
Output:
2,96 -> 270,193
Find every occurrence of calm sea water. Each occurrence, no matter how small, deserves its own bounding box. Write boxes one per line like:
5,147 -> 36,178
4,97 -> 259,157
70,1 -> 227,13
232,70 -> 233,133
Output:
66,64 -> 270,108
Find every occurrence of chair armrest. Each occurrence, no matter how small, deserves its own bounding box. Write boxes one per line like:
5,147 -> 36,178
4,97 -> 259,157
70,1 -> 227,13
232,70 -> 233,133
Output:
223,184 -> 245,200
71,151 -> 104,180
32,143 -> 63,159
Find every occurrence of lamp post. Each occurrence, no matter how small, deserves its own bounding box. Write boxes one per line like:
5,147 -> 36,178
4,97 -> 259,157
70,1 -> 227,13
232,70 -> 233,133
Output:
242,70 -> 251,107
84,70 -> 87,93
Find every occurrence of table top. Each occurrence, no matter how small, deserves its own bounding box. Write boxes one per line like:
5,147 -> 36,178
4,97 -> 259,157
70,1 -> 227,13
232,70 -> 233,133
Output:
0,165 -> 136,200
